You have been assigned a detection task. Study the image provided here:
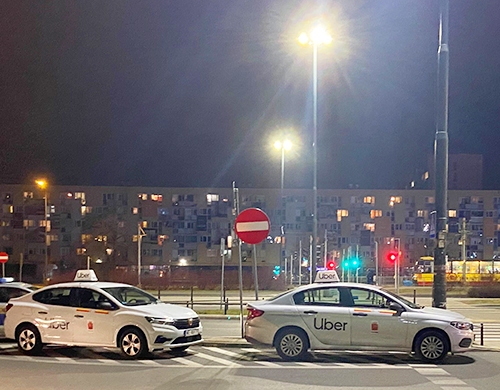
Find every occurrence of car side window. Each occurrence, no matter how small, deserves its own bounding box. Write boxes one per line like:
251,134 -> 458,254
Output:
294,288 -> 342,306
0,288 -> 8,303
33,288 -> 74,307
349,288 -> 391,308
76,288 -> 117,310
7,288 -> 27,300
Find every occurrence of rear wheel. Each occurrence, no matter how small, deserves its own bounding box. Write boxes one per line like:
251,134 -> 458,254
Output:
415,330 -> 449,363
275,328 -> 308,361
119,328 -> 147,359
17,324 -> 43,355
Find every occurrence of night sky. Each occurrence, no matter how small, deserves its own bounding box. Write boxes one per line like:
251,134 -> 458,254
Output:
1,1 -> 500,190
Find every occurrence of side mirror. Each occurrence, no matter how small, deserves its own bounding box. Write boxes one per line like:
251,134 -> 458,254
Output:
97,301 -> 115,310
389,302 -> 404,314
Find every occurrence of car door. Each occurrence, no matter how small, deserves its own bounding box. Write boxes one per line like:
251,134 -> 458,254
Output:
295,286 -> 351,347
347,287 -> 408,348
32,287 -> 75,343
72,288 -> 118,346
0,287 -> 8,326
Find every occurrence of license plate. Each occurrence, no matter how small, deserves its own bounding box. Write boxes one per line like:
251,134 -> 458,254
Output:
184,328 -> 200,337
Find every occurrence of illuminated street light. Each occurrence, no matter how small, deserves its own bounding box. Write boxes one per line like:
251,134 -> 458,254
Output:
274,141 -> 282,150
35,179 -> 49,283
283,140 -> 292,151
298,24 -> 332,281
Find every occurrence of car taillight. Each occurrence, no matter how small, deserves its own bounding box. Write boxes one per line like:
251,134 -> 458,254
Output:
5,303 -> 13,313
247,307 -> 264,320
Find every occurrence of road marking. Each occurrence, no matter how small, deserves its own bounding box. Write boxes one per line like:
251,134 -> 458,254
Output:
172,357 -> 203,367
440,387 -> 476,390
193,351 -> 243,366
429,378 -> 467,385
253,361 -> 282,367
413,367 -> 450,376
137,359 -> 164,366
241,348 -> 261,353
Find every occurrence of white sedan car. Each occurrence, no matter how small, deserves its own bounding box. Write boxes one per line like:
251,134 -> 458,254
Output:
4,270 -> 202,358
245,273 -> 474,363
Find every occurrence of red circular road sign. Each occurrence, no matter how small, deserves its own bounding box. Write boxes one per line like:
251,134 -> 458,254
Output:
0,252 -> 8,264
235,208 -> 271,245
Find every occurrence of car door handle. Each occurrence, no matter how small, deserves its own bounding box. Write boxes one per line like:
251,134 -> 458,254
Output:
353,312 -> 368,317
74,315 -> 84,318
38,311 -> 48,314
303,310 -> 318,315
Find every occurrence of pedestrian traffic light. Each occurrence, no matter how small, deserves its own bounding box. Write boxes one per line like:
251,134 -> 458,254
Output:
387,252 -> 397,262
327,261 -> 336,270
273,266 -> 280,276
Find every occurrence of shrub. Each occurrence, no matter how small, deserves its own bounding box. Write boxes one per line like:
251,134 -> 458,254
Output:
467,284 -> 500,298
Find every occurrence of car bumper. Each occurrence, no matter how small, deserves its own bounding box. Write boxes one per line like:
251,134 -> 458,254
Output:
146,325 -> 203,352
244,319 -> 275,346
448,327 -> 474,353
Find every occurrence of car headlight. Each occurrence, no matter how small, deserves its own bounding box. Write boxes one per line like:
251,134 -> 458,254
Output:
451,321 -> 473,330
145,317 -> 175,326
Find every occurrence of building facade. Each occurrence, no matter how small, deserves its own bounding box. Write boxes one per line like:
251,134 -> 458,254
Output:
1,184 -> 500,284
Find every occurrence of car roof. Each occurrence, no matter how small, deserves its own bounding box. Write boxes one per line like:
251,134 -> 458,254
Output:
39,281 -> 133,290
0,282 -> 34,290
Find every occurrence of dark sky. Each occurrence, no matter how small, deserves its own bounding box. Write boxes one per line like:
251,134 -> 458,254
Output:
1,0 -> 500,190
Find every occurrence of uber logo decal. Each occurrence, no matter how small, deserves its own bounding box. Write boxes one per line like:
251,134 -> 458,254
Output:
313,318 -> 348,331
88,321 -> 93,330
371,322 -> 379,333
49,321 -> 70,330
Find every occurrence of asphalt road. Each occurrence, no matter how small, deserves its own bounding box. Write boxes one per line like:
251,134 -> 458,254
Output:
0,343 -> 498,390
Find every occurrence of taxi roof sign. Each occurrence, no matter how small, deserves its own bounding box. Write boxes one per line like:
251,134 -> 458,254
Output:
0,277 -> 15,283
314,270 -> 340,283
74,269 -> 98,282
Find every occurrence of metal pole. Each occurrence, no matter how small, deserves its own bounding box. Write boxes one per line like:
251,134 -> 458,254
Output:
299,240 -> 302,286
87,256 -> 90,270
395,238 -> 400,294
375,240 -> 379,286
284,256 -> 288,285
220,238 -> 225,309
312,42 -> 319,282
138,223 -> 142,287
480,323 -> 484,346
1,263 -> 4,278
233,182 -> 244,338
19,252 -> 23,282
324,229 -> 328,268
280,145 -> 285,278
44,191 -> 48,282
461,218 -> 467,284
253,244 -> 259,300
309,235 -> 313,284
433,0 -> 449,309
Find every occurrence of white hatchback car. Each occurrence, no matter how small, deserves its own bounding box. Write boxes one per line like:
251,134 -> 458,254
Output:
245,272 -> 474,363
4,270 -> 202,358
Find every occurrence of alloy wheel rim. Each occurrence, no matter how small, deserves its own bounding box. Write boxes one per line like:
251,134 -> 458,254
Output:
122,333 -> 141,356
20,329 -> 36,351
280,334 -> 303,357
420,336 -> 444,360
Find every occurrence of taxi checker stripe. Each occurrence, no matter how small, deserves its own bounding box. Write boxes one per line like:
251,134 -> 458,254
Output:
236,221 -> 269,232
95,310 -> 109,314
76,308 -> 90,312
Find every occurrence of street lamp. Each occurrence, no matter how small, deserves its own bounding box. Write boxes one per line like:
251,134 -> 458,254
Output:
35,179 -> 49,283
298,25 -> 332,280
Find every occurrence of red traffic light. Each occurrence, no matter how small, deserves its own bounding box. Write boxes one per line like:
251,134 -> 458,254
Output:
387,252 -> 397,262
327,261 -> 336,270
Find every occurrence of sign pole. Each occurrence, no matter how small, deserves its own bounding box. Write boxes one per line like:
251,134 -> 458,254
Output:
299,240 -> 302,286
233,182 -> 244,338
252,244 -> 259,300
0,252 -> 9,278
309,235 -> 313,284
19,252 -> 23,282
1,263 -> 4,278
220,238 -> 225,309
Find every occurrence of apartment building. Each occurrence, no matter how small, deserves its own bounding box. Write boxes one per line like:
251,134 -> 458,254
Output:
1,184 -> 500,284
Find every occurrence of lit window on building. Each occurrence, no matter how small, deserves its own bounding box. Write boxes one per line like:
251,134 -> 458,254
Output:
151,194 -> 163,202
75,192 -> 85,201
138,193 -> 148,201
389,196 -> 402,207
95,235 -> 107,242
425,196 -> 435,204
50,235 -> 58,242
81,234 -> 92,244
207,194 -> 219,204
448,210 -> 457,218
471,196 -> 483,204
23,191 -> 33,199
81,206 -> 93,216
422,171 -> 429,180
337,209 -> 348,221
363,223 -> 375,232
9,205 -> 13,213
76,248 -> 86,255
370,210 -> 382,218
132,207 -> 139,214
23,220 -> 34,227
417,210 -> 426,218
363,196 -> 375,204
142,221 -> 148,228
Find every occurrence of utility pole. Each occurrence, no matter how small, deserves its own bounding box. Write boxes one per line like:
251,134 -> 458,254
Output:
433,0 -> 450,309
324,229 -> 328,268
137,223 -> 146,287
309,235 -> 313,284
299,240 -> 302,286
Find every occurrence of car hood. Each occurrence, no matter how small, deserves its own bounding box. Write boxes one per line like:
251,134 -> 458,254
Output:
125,303 -> 198,319
415,306 -> 468,321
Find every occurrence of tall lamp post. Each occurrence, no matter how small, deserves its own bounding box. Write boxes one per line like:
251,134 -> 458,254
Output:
298,26 -> 332,281
274,139 -> 292,276
35,179 -> 49,283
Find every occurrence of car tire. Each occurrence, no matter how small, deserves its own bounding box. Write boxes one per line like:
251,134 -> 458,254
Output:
275,328 -> 308,361
170,346 -> 189,354
415,330 -> 449,363
17,324 -> 43,355
119,328 -> 147,359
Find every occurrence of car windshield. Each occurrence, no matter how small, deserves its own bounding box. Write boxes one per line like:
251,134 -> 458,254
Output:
381,288 -> 422,309
103,286 -> 158,306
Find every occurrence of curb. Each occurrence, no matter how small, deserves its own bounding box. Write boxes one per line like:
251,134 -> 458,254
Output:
199,315 -> 241,320
201,337 -> 251,348
471,345 -> 500,352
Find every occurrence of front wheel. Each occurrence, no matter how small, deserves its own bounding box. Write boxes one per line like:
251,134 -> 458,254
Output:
415,331 -> 449,363
119,328 -> 147,359
275,328 -> 308,361
17,324 -> 43,355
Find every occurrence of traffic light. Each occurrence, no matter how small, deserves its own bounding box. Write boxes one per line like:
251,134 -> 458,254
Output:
387,252 -> 397,262
273,266 -> 281,279
327,261 -> 336,270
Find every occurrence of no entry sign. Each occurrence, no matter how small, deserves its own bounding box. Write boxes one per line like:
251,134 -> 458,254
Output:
0,252 -> 8,264
235,208 -> 270,245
